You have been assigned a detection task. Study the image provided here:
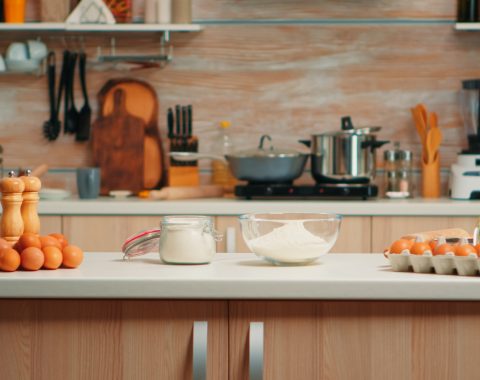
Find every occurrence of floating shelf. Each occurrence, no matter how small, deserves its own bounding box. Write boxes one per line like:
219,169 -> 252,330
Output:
0,22 -> 202,33
455,22 -> 480,31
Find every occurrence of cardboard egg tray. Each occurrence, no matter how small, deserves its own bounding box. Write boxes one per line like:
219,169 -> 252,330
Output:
386,252 -> 480,276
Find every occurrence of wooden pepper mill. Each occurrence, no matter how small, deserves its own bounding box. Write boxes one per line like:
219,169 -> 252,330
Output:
20,169 -> 41,236
1,171 -> 25,243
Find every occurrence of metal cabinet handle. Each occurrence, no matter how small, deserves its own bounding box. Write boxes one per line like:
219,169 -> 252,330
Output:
226,226 -> 236,253
193,321 -> 208,380
249,322 -> 264,380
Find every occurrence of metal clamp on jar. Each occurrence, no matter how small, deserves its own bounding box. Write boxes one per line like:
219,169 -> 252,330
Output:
383,142 -> 413,198
122,215 -> 222,264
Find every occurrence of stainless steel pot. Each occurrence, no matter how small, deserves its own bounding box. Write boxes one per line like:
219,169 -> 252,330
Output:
300,116 -> 389,184
170,135 -> 309,183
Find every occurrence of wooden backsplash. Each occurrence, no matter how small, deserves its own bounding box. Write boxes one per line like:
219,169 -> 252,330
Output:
1,0 -> 479,170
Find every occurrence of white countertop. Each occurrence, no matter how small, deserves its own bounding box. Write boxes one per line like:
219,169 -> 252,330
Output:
36,197 -> 480,216
1,253 -> 480,300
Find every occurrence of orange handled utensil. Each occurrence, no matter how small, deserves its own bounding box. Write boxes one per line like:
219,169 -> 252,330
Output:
426,127 -> 442,164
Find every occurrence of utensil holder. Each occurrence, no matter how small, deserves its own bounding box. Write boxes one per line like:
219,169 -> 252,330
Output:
422,156 -> 440,198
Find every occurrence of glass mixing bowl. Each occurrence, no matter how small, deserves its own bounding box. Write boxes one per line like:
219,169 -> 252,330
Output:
239,213 -> 342,265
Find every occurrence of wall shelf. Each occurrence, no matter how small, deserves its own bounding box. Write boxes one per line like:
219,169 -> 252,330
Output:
0,22 -> 202,33
455,22 -> 480,31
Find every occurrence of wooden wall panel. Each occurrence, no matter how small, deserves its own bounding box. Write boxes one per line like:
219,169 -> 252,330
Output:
2,1 -> 479,175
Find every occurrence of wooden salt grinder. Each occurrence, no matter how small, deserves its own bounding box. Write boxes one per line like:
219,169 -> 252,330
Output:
20,169 -> 41,235
1,171 -> 25,243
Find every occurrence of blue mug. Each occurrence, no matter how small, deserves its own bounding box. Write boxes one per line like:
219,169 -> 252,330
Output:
76,167 -> 101,199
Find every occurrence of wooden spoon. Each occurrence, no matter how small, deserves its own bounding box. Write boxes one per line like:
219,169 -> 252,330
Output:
426,127 -> 442,164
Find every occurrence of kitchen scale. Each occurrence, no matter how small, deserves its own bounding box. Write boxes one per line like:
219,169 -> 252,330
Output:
450,79 -> 480,200
235,183 -> 378,200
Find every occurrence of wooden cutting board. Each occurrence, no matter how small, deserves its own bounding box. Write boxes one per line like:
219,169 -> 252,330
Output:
98,78 -> 164,189
92,88 -> 145,195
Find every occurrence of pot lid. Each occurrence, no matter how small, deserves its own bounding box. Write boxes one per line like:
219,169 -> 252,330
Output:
229,135 -> 305,158
316,116 -> 382,136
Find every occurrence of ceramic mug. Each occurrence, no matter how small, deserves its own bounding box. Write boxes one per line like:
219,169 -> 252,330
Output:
76,167 -> 101,199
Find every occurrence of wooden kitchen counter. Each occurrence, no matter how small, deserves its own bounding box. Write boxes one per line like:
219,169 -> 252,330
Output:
2,253 -> 480,379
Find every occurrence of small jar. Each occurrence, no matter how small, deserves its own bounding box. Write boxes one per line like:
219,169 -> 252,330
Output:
159,216 -> 219,264
122,215 -> 221,265
383,142 -> 413,198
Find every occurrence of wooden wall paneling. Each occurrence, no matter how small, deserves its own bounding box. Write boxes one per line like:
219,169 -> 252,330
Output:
229,301 -> 480,380
62,216 -> 165,251
371,216 -> 478,252
39,215 -> 62,235
1,25 -> 480,170
330,216 -> 371,253
193,0 -> 455,20
0,300 -> 228,380
215,216 -> 250,253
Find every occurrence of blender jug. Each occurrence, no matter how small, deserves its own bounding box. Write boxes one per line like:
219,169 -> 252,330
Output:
461,79 -> 480,153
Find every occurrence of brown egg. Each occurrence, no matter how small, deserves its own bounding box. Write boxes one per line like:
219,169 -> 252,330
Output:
434,243 -> 456,256
21,247 -> 44,271
0,238 -> 11,251
0,248 -> 20,272
389,239 -> 414,254
17,233 -> 41,252
48,233 -> 69,249
43,246 -> 63,270
410,242 -> 431,255
40,235 -> 62,250
455,244 -> 477,257
62,245 -> 84,268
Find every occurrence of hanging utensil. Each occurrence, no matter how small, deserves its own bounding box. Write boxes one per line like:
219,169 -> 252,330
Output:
43,52 -> 61,141
75,51 -> 91,142
64,51 -> 79,134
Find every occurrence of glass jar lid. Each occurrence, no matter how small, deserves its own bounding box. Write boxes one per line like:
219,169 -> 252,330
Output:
122,228 -> 162,259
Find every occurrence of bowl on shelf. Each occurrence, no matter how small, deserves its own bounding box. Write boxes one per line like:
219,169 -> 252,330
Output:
239,212 -> 342,265
5,58 -> 41,72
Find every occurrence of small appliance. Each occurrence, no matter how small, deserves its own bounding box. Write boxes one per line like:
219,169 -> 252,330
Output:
450,79 -> 480,200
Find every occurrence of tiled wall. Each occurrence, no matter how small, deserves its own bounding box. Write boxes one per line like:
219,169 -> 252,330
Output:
1,0 -> 480,176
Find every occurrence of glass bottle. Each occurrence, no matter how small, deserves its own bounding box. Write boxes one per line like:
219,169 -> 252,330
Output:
211,121 -> 237,191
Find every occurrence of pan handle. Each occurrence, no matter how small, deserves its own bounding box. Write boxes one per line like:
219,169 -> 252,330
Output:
169,152 -> 227,164
361,140 -> 390,151
298,139 -> 311,148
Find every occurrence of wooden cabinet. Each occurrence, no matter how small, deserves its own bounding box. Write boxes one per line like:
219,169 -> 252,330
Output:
39,216 -> 62,235
371,216 -> 478,252
229,300 -> 480,380
0,300 -> 228,380
215,216 -> 372,254
62,216 -> 164,251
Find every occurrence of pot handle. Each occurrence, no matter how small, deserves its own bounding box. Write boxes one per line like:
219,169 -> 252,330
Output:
298,139 -> 311,148
341,116 -> 354,131
361,140 -> 390,151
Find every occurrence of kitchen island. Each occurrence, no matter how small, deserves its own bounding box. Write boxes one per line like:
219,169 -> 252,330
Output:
1,253 -> 480,380
31,197 -> 480,255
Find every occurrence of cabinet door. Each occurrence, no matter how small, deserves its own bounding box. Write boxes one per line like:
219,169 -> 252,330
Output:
229,300 -> 480,380
39,215 -> 62,235
63,216 -> 163,251
0,300 -> 228,380
330,216 -> 371,253
215,216 -> 250,253
372,216 -> 478,252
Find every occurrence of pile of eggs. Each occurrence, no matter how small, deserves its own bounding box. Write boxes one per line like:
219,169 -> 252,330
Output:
389,238 -> 479,257
0,232 -> 83,272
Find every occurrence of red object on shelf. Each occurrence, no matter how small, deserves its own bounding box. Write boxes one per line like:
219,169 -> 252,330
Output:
103,0 -> 131,23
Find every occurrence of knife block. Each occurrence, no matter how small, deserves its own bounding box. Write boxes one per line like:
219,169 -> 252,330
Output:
168,136 -> 199,187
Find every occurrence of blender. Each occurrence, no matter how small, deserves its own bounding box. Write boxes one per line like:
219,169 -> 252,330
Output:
450,79 -> 480,199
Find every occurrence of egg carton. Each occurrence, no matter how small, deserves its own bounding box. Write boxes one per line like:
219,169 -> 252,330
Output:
386,252 -> 480,276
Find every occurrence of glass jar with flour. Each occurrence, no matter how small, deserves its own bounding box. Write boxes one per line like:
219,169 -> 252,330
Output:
122,215 -> 221,264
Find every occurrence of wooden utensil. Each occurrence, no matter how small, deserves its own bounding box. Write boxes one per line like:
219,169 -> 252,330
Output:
426,127 -> 442,164
92,89 -> 145,195
139,185 -> 224,200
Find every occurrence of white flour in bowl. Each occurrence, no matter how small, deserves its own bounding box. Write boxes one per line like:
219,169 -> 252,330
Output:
248,221 -> 332,263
